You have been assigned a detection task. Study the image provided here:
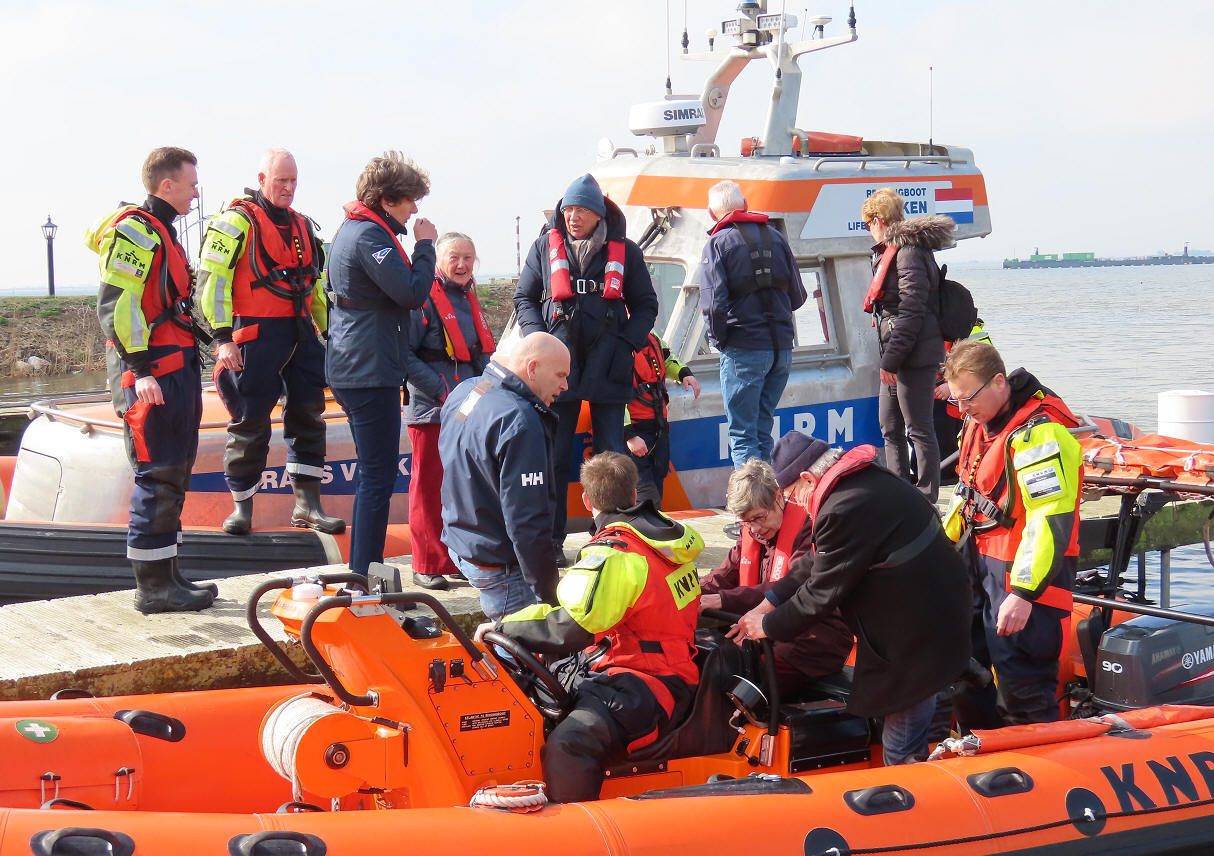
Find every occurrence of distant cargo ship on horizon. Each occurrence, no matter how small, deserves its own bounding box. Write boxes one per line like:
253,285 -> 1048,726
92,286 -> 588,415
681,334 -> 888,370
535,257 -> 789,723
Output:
1003,243 -> 1213,269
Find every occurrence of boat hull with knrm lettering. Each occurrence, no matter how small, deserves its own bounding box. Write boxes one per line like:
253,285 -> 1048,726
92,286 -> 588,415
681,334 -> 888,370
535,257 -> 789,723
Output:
2,579 -> 1214,855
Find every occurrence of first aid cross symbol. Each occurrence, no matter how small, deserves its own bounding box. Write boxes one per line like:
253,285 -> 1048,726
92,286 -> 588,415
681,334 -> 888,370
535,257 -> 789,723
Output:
16,719 -> 58,743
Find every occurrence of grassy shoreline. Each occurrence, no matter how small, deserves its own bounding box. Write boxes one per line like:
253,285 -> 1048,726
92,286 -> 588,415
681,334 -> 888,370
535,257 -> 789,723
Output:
0,281 -> 517,382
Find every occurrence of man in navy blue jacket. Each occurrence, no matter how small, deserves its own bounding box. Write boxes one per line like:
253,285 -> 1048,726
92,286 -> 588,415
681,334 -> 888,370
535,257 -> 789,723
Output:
700,180 -> 806,468
439,332 -> 570,619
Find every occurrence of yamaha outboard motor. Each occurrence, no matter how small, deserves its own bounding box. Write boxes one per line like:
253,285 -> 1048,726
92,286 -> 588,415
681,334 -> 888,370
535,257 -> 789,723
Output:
1093,610 -> 1214,712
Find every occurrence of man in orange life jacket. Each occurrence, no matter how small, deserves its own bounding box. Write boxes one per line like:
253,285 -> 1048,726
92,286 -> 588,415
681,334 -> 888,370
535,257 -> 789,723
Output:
198,148 -> 343,537
731,430 -> 971,764
700,458 -> 853,695
700,180 -> 807,468
89,147 -> 215,614
475,452 -> 703,802
942,340 -> 1081,727
514,174 -> 659,563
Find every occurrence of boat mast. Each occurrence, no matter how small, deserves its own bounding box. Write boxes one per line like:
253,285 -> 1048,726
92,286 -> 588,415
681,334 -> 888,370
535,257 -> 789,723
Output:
687,1 -> 857,156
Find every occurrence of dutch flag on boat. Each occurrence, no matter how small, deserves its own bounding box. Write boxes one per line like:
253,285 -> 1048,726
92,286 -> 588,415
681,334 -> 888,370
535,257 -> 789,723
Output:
935,188 -> 974,224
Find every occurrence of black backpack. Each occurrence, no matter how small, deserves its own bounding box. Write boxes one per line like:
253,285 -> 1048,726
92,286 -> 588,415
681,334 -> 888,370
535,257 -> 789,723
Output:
936,264 -> 978,342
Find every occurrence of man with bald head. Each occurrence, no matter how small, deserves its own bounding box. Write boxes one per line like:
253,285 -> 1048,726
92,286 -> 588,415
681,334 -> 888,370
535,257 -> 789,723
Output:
440,332 -> 570,618
198,148 -> 343,537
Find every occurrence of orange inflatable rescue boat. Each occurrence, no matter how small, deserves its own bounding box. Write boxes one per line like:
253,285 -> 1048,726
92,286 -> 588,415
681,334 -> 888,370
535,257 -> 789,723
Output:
3,573 -> 1214,855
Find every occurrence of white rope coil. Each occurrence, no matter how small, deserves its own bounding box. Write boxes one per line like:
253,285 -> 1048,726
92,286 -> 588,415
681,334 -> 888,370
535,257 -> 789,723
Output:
262,693 -> 345,801
469,781 -> 549,813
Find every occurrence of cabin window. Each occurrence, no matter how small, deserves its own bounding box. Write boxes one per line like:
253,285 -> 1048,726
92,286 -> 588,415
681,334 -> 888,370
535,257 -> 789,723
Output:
646,260 -> 686,326
792,267 -> 832,349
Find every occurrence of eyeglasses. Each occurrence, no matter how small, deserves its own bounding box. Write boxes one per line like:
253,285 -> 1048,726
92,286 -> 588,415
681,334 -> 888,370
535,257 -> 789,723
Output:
946,374 -> 995,406
863,218 -> 878,230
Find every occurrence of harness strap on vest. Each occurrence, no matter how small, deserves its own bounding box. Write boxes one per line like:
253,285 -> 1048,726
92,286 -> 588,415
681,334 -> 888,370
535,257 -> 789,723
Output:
546,229 -> 626,301
119,209 -> 200,344
870,521 -> 938,569
231,199 -> 319,316
630,334 -> 670,431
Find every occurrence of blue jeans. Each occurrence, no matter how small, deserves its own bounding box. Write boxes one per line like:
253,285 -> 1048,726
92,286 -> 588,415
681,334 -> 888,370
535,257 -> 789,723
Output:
449,550 -> 541,621
331,385 -> 402,575
881,692 -> 938,765
720,347 -> 791,468
550,400 -> 626,546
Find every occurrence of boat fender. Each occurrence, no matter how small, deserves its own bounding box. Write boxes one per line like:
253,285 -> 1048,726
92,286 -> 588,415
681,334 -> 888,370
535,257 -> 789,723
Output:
468,780 -> 548,813
227,830 -> 327,856
29,828 -> 135,856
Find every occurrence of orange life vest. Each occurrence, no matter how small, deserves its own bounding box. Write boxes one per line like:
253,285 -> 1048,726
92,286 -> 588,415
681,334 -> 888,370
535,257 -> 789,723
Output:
628,333 -> 668,425
808,445 -> 880,522
585,524 -> 699,691
115,208 -> 195,349
227,199 -> 320,319
956,393 -> 1080,611
427,277 -> 495,363
862,245 -> 898,314
738,499 -> 808,587
546,228 -> 625,301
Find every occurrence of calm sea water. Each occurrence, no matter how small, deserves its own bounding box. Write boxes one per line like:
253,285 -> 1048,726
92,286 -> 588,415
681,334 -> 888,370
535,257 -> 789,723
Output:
952,263 -> 1214,609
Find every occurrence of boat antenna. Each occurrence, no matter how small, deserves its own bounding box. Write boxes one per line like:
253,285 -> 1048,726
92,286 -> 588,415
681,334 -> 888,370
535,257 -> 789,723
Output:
928,64 -> 934,150
515,216 -> 521,278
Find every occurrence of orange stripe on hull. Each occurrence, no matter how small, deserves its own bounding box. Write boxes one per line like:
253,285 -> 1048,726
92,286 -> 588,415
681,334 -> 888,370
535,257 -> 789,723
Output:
599,172 -> 990,212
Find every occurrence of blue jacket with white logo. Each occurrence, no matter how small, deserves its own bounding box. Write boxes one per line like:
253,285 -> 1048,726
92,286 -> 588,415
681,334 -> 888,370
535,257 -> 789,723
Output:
439,361 -> 560,605
325,215 -> 435,389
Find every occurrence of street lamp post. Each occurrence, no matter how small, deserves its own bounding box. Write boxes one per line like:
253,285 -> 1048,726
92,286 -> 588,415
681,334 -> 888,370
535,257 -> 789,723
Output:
40,215 -> 58,297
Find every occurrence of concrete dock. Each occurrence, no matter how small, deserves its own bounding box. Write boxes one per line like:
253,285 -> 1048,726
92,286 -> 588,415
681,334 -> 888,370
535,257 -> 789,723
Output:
0,499 -> 1208,702
0,511 -> 737,702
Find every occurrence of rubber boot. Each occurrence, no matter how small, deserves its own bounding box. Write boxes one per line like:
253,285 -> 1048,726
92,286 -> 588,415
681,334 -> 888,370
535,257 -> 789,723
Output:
132,559 -> 215,615
223,498 -> 254,535
170,557 -> 218,597
291,480 -> 346,534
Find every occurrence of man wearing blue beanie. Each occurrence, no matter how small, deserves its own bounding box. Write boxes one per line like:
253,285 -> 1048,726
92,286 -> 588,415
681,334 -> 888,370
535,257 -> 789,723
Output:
514,174 -> 659,564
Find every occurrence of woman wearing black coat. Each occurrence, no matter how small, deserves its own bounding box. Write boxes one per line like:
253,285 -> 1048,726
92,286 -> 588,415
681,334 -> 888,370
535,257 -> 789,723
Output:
862,188 -> 955,503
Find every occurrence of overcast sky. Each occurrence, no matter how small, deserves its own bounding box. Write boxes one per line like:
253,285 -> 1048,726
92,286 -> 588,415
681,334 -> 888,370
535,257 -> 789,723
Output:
2,0 -> 1211,293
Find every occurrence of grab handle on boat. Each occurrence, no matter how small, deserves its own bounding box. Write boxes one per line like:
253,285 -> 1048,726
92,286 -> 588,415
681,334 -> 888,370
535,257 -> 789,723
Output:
38,799 -> 94,811
276,800 -> 325,814
843,784 -> 916,816
114,709 -> 186,742
227,831 -> 327,856
297,591 -> 492,708
29,828 -> 135,856
245,574 -> 369,685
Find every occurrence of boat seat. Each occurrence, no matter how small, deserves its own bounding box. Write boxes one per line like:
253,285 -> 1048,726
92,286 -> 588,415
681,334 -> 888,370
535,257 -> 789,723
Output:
785,665 -> 855,706
616,630 -> 745,766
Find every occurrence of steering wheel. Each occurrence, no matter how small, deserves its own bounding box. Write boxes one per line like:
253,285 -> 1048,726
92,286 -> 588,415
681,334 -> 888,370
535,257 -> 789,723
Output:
481,631 -> 571,720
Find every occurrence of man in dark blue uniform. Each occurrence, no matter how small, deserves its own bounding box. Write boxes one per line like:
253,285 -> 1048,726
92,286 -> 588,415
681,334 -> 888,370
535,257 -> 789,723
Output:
440,332 -> 570,619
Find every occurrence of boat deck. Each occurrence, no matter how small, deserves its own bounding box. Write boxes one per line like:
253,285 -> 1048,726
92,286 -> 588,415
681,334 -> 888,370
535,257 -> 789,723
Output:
0,499 -> 1207,702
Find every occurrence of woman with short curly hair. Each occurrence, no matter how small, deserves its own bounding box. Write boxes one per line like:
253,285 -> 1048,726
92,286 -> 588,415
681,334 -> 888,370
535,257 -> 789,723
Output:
326,151 -> 439,575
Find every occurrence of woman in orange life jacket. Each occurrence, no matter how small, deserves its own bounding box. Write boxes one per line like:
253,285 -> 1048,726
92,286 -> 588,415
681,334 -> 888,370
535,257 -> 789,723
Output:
699,457 -> 853,695
326,152 -> 438,576
403,233 -> 495,590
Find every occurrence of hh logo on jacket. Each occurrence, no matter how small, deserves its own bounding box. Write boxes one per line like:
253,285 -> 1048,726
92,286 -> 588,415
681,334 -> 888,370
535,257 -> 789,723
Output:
521,472 -> 544,487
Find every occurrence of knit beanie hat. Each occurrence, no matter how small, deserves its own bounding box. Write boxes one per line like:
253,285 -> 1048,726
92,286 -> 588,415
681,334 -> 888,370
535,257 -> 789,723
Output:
560,174 -> 607,217
771,431 -> 829,489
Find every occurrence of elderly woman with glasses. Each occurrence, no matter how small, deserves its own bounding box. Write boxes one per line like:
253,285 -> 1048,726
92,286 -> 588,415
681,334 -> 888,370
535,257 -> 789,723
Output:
699,454 -> 852,695
860,188 -> 956,504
